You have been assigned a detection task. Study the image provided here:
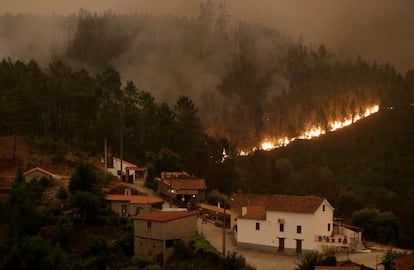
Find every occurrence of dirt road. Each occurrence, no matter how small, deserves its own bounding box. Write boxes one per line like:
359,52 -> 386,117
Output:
197,218 -> 386,270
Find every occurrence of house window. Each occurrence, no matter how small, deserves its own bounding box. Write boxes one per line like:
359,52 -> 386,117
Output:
323,205 -> 325,212
147,220 -> 152,229
121,205 -> 127,217
328,223 -> 331,231
256,223 -> 260,230
297,225 -> 302,234
279,223 -> 284,232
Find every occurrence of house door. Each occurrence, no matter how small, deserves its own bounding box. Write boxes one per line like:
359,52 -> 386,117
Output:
296,239 -> 302,253
278,238 -> 285,252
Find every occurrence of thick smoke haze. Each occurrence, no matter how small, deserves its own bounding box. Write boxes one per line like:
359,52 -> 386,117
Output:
1,0 -> 413,148
2,0 -> 414,73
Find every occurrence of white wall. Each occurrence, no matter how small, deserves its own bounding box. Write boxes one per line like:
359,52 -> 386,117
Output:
237,200 -> 333,252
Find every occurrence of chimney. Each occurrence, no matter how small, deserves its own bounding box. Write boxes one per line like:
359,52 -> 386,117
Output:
242,205 -> 247,216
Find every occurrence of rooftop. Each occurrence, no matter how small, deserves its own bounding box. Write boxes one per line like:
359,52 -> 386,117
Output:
199,203 -> 231,216
394,252 -> 414,270
231,193 -> 327,214
23,166 -> 55,177
315,267 -> 360,270
164,179 -> 207,191
134,210 -> 198,222
239,206 -> 267,220
106,194 -> 163,205
161,171 -> 202,181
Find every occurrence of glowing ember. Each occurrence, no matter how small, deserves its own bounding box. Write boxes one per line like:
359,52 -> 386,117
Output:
261,141 -> 275,150
240,105 -> 379,155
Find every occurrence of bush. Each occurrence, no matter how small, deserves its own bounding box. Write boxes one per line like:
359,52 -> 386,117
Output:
131,254 -> 160,269
56,186 -> 69,200
88,234 -> 109,256
296,251 -> 336,270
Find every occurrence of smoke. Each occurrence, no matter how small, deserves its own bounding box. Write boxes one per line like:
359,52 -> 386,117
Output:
0,14 -> 74,66
2,0 -> 413,73
1,0 -> 413,147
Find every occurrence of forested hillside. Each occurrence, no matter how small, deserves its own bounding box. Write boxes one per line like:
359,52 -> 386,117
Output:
1,4 -> 414,249
1,9 -> 412,149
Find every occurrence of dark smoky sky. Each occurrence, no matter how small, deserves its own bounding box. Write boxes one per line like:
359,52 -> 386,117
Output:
2,0 -> 414,73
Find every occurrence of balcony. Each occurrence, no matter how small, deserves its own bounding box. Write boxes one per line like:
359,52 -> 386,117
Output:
314,234 -> 359,253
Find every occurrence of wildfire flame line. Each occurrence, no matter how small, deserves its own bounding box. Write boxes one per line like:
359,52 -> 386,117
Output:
239,105 -> 379,155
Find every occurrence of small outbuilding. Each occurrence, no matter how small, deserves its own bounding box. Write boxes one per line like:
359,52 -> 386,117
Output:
134,210 -> 198,263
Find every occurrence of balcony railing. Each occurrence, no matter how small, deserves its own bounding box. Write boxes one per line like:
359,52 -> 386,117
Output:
314,235 -> 349,246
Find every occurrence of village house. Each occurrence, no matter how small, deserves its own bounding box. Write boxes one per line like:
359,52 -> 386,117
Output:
156,172 -> 207,206
133,210 -> 198,263
104,182 -> 163,217
230,193 -> 361,254
108,157 -> 148,185
106,193 -> 164,217
23,166 -> 58,182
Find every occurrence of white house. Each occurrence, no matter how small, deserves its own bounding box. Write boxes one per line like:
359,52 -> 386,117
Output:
108,157 -> 148,185
231,193 -> 335,254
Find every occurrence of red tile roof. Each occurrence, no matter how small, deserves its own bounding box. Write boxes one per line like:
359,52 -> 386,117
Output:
161,171 -> 202,181
231,193 -> 326,214
106,194 -> 163,205
165,179 -> 207,191
134,210 -> 198,222
315,267 -> 360,270
199,203 -> 231,215
239,206 -> 267,220
394,253 -> 414,270
176,189 -> 199,195
23,167 -> 54,177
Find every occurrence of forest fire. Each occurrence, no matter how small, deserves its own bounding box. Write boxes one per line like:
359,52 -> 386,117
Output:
240,105 -> 379,155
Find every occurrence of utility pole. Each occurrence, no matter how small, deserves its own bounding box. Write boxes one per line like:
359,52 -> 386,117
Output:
222,201 -> 226,255
12,132 -> 17,160
104,138 -> 107,181
120,108 -> 124,182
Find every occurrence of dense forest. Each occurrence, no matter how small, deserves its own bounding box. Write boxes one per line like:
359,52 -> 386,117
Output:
1,2 -> 414,250
1,7 -> 412,148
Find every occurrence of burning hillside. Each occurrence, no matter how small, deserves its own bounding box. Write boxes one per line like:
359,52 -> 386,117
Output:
240,104 -> 379,155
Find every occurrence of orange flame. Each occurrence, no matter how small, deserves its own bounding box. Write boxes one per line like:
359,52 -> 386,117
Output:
240,105 -> 379,155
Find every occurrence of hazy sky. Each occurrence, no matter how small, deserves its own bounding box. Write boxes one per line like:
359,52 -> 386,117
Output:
2,0 -> 413,73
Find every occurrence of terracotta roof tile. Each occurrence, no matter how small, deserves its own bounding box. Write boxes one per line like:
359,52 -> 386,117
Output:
394,253 -> 414,270
106,194 -> 163,205
239,206 -> 267,220
161,171 -> 202,180
165,179 -> 207,191
231,193 -> 326,214
134,211 -> 198,222
315,267 -> 360,270
199,203 -> 231,215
